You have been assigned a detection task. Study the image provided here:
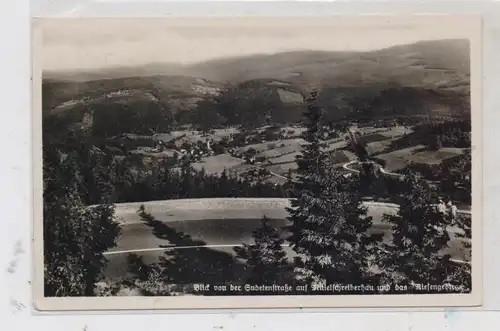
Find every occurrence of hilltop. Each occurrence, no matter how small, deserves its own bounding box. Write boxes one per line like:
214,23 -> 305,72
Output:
185,39 -> 470,91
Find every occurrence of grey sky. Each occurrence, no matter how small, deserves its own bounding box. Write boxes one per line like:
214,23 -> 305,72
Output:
40,16 -> 477,71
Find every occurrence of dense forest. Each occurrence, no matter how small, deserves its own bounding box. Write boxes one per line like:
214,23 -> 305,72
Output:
43,80 -> 471,140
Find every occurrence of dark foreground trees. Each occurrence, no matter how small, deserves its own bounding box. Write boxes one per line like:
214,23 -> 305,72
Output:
109,156 -> 288,203
234,215 -> 291,287
286,90 -> 378,290
286,89 -> 328,259
449,214 -> 472,291
287,167 -> 379,290
43,143 -> 121,297
378,172 -> 470,293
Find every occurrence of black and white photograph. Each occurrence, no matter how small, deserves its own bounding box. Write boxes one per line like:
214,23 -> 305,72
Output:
33,16 -> 482,309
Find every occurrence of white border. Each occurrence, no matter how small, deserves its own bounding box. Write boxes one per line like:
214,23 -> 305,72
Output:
31,13 -> 483,311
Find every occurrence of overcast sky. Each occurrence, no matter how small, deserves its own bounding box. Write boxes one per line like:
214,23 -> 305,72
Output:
40,16 -> 477,72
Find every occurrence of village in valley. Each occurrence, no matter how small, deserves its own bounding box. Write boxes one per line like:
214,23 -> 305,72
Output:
112,118 -> 470,211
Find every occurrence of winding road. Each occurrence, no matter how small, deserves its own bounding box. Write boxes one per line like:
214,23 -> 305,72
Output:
103,198 -> 471,282
258,159 -> 400,185
342,160 -> 403,178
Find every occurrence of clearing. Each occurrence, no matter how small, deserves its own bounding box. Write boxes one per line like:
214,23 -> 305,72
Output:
374,145 -> 465,171
405,148 -> 465,165
192,153 -> 244,175
329,150 -> 357,165
268,151 -> 301,164
235,138 -> 305,155
154,128 -> 240,144
256,145 -> 302,159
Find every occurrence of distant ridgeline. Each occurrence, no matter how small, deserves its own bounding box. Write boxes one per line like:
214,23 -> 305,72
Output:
42,41 -> 471,135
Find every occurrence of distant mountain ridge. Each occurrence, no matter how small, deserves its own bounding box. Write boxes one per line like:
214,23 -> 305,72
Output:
44,39 -> 470,89
42,39 -> 471,137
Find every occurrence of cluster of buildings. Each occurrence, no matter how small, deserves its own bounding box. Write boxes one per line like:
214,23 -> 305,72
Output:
149,137 -> 218,162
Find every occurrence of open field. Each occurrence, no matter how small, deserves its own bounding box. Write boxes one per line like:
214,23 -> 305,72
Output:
268,151 -> 301,164
228,163 -> 256,176
192,153 -> 244,175
154,128 -> 240,144
325,139 -> 348,152
354,126 -> 412,137
366,139 -> 393,155
405,148 -> 465,165
256,145 -> 302,159
129,147 -> 178,158
329,150 -> 357,165
378,126 -> 413,137
357,132 -> 393,145
374,145 -> 465,171
374,145 -> 427,171
352,126 -> 414,156
263,163 -> 295,176
234,138 -> 305,155
262,175 -> 289,185
262,163 -> 298,179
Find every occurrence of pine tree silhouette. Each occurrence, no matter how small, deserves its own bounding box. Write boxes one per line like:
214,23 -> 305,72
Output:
286,90 -> 378,289
235,215 -> 290,289
379,172 -> 464,293
43,148 -> 121,297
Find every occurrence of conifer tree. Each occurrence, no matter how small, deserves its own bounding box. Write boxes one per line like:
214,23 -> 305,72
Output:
43,145 -> 121,297
235,215 -> 290,287
286,90 -> 378,289
288,167 -> 378,289
379,172 -> 457,292
286,89 -> 328,250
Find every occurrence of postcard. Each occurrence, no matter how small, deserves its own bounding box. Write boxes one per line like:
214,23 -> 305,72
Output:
32,15 -> 482,310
